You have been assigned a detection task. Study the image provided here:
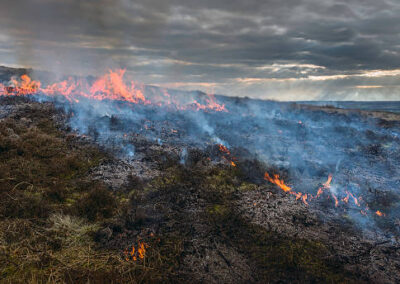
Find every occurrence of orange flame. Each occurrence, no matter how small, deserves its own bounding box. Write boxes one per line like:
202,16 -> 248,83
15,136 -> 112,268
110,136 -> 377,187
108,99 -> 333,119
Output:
218,144 -> 231,155
262,172 -> 386,216
348,192 -> 360,207
265,175 -> 309,205
316,174 -> 332,198
218,144 -> 236,167
323,174 -> 332,188
331,193 -> 339,207
294,192 -> 302,200
138,242 -> 146,259
0,70 -> 227,112
264,172 -> 292,192
301,193 -> 308,205
342,192 -> 350,203
124,241 -> 148,262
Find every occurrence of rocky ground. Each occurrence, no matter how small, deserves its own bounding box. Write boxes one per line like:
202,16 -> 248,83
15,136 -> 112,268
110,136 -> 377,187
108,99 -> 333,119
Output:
1,95 -> 399,283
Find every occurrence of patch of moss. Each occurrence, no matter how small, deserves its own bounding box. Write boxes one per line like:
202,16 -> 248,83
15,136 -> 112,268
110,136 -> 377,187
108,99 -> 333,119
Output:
150,166 -> 186,191
205,169 -> 237,193
238,182 -> 258,191
207,204 -> 230,217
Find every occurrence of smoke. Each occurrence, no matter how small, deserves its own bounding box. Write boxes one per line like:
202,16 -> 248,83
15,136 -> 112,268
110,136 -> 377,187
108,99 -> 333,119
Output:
180,147 -> 188,164
1,65 -> 399,238
0,0 -> 398,236
40,84 -> 398,237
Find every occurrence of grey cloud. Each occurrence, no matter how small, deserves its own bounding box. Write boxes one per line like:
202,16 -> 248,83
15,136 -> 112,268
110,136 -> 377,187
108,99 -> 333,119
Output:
0,0 -> 399,100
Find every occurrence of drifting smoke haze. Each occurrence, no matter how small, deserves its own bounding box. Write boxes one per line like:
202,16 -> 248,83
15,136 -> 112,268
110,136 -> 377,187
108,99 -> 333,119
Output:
0,0 -> 399,233
1,1 -> 400,282
0,0 -> 400,100
1,71 -> 399,235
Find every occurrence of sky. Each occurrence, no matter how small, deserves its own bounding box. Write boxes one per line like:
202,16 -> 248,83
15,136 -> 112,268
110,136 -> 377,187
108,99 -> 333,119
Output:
0,0 -> 399,101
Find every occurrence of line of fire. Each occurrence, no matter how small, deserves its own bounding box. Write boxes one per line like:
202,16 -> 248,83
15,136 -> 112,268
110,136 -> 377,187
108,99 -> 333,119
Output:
0,0 -> 399,282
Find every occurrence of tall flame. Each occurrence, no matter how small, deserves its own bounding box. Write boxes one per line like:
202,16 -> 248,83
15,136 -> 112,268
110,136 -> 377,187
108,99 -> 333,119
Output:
264,172 -> 292,192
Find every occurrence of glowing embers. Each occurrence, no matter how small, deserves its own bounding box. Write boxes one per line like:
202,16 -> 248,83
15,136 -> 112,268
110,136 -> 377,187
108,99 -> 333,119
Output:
123,241 -> 149,262
263,172 -> 386,217
0,70 -> 227,112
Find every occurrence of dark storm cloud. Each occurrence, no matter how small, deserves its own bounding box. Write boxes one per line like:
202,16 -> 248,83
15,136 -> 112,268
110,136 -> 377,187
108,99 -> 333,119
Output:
0,0 -> 399,100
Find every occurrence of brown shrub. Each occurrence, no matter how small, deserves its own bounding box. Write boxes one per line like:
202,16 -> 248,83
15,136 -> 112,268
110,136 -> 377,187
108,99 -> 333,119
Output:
74,184 -> 117,221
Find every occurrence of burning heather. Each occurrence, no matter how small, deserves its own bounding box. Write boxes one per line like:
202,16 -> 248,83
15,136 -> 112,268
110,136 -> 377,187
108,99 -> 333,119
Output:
0,68 -> 400,282
1,70 -> 398,226
264,172 -> 292,192
0,70 -> 226,112
2,0 -> 400,281
123,241 -> 148,262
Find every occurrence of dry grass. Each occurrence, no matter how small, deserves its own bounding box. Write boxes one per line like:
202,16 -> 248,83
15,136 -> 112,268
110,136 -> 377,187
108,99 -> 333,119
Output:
0,215 -> 155,283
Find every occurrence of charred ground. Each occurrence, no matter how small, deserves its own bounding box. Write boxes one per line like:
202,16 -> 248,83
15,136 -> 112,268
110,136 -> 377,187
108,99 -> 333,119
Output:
0,97 -> 356,283
0,66 -> 399,283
